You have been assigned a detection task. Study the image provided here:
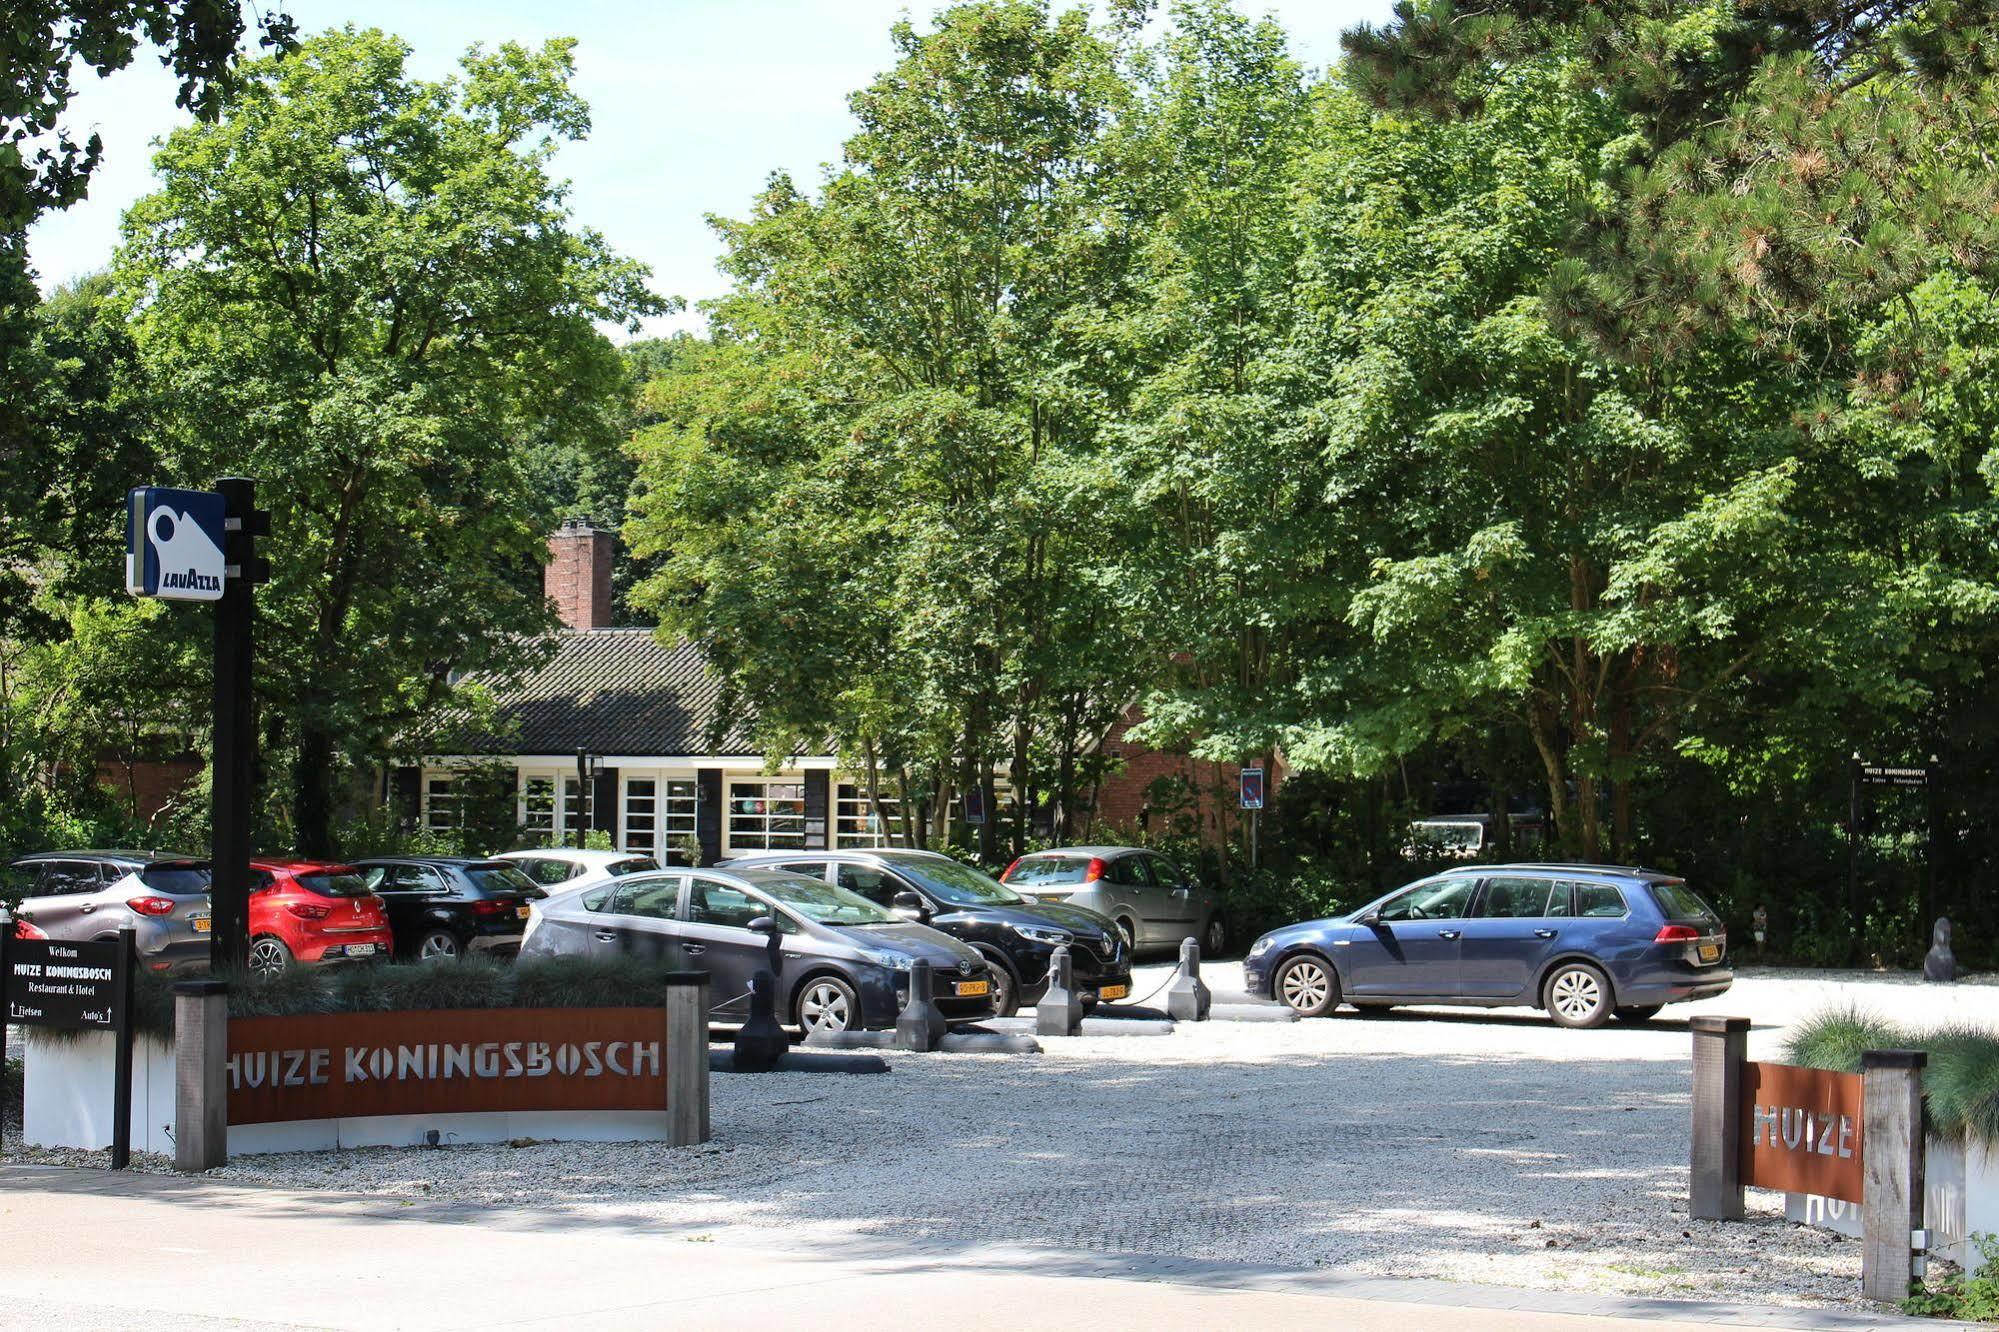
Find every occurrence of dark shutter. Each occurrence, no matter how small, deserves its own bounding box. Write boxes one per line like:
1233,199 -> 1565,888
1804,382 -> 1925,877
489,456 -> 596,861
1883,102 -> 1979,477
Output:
804,769 -> 830,850
592,767 -> 618,839
696,768 -> 723,866
388,765 -> 421,830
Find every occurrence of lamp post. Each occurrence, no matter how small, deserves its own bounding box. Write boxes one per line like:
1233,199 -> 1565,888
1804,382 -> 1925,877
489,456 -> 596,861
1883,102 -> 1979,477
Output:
574,748 -> 601,849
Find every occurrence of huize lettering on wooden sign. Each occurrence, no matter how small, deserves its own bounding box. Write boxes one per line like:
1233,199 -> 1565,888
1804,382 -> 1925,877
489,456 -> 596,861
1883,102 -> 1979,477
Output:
1739,1061 -> 1865,1204
226,1007 -> 670,1126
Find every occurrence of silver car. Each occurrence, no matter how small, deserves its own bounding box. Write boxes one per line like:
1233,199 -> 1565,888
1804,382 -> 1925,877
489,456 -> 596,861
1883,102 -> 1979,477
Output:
1001,846 -> 1225,956
4,851 -> 213,973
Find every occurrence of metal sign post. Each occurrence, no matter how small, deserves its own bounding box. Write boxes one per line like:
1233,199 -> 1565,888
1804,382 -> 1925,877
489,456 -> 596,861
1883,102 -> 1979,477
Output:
130,478 -> 269,971
1240,766 -> 1265,871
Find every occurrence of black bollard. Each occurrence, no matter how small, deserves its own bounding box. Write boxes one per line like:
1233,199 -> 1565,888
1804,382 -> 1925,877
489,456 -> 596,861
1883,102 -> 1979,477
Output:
733,970 -> 791,1072
1036,945 -> 1083,1037
1924,917 -> 1957,984
895,959 -> 947,1051
1164,936 -> 1212,1022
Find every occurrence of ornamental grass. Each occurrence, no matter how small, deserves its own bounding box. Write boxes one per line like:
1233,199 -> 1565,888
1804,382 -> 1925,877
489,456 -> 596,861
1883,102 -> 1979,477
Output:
1786,1006 -> 1999,1147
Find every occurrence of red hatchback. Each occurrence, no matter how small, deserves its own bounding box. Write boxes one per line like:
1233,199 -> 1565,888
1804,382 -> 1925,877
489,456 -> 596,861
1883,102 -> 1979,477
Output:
248,859 -> 394,974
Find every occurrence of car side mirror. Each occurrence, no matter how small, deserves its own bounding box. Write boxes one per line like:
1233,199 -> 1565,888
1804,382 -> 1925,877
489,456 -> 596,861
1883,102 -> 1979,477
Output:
1358,911 -> 1383,928
748,915 -> 776,935
891,890 -> 929,922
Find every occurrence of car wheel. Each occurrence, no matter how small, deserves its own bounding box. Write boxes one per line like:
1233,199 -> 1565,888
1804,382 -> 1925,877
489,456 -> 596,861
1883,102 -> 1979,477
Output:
247,936 -> 292,976
1203,915 -> 1227,958
978,952 -> 1020,1018
795,975 -> 861,1035
1274,954 -> 1340,1017
1545,962 -> 1613,1029
1613,1004 -> 1664,1025
1116,918 -> 1138,953
417,929 -> 463,962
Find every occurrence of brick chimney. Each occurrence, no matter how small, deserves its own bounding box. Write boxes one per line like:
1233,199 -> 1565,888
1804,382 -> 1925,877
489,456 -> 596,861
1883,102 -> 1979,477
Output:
546,517 -> 614,630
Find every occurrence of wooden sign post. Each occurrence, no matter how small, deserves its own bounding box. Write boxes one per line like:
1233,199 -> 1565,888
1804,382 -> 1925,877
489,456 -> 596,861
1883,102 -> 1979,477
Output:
1692,1017 -> 1927,1303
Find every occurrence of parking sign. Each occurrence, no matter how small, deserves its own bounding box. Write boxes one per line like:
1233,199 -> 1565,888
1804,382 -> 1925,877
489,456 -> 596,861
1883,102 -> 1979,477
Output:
1240,766 -> 1265,810
127,487 -> 227,601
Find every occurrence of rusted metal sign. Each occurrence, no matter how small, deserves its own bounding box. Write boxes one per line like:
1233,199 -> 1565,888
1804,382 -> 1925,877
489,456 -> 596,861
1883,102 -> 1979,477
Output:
1739,1060 -> 1865,1204
227,1007 -> 669,1126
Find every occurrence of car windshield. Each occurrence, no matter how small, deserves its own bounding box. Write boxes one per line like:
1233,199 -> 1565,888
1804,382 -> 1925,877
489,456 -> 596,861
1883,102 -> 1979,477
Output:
1649,881 -> 1719,922
464,865 -> 542,897
609,857 -> 657,876
743,871 -> 893,925
1005,855 -> 1092,887
889,856 -> 1024,906
296,869 -> 372,898
139,864 -> 211,895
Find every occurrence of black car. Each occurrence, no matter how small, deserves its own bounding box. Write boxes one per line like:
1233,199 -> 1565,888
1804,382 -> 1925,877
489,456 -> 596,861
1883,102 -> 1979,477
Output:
352,857 -> 546,961
724,849 -> 1133,1017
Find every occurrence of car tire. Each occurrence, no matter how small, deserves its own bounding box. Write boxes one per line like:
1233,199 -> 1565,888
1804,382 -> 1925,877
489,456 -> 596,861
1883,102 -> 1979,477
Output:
978,951 -> 1021,1018
1203,915 -> 1227,958
1116,918 -> 1139,954
1613,1005 -> 1664,1025
1544,962 -> 1613,1029
417,929 -> 463,962
1274,954 -> 1340,1017
247,936 -> 292,976
794,975 -> 861,1035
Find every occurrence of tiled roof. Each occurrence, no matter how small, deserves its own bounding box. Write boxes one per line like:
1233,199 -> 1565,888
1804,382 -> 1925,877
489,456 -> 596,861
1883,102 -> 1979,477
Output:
442,630 -> 759,757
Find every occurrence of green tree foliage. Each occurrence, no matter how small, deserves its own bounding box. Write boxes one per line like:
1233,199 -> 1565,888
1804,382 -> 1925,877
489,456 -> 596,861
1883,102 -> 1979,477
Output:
113,27 -> 660,855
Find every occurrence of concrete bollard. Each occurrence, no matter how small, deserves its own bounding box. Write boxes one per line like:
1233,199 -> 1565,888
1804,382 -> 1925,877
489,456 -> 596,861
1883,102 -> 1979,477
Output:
1164,937 -> 1212,1022
173,979 -> 229,1173
664,972 -> 711,1147
895,959 -> 947,1052
1036,946 -> 1084,1037
733,970 -> 790,1072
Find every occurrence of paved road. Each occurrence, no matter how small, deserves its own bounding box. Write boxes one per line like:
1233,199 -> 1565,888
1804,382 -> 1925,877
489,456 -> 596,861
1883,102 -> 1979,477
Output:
0,1167 -> 1939,1331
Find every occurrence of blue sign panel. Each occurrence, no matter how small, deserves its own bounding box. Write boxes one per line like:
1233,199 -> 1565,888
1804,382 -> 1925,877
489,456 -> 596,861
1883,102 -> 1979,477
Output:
964,784 -> 987,825
126,487 -> 227,602
1239,766 -> 1265,811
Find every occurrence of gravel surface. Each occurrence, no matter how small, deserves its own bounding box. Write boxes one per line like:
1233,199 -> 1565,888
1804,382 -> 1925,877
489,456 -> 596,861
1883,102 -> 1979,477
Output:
12,965 -> 1999,1314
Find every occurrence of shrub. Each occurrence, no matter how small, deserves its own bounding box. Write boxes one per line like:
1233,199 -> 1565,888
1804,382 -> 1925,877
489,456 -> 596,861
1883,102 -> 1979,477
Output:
1905,1234 -> 1999,1319
1783,1005 -> 1904,1073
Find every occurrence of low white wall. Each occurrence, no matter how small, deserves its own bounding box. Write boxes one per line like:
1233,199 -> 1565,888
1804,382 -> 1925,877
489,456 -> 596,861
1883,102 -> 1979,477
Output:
1786,1133 -> 1999,1273
25,1029 -> 676,1157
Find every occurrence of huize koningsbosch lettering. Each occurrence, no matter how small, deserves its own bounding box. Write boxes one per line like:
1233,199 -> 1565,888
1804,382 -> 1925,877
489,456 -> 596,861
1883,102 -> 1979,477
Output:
1750,1102 -> 1857,1160
228,1039 -> 663,1090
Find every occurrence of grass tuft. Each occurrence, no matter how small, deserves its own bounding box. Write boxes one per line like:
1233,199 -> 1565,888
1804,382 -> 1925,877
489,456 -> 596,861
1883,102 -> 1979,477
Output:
1782,1003 -> 1902,1072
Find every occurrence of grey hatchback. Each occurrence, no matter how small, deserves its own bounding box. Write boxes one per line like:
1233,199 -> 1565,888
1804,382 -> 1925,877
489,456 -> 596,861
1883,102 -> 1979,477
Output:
4,851 -> 212,973
1002,847 -> 1226,956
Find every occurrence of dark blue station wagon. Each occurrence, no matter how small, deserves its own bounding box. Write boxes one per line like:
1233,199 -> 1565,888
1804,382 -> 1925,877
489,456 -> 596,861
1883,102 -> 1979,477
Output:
1242,865 -> 1732,1028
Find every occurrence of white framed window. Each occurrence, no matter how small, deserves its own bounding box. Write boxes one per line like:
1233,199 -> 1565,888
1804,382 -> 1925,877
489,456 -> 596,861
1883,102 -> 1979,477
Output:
836,782 -> 903,848
623,777 -> 658,856
621,775 -> 698,862
520,775 -> 556,844
422,775 -> 460,835
726,777 -> 806,852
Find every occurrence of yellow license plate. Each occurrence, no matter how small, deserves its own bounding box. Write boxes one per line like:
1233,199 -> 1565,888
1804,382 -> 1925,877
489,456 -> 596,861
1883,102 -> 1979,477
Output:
955,980 -> 991,997
1099,983 -> 1129,1001
191,916 -> 211,933
1698,944 -> 1720,964
517,905 -> 532,920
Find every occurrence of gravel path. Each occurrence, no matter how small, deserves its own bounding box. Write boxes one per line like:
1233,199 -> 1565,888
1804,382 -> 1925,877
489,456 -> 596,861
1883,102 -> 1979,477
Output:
12,966 -> 1998,1314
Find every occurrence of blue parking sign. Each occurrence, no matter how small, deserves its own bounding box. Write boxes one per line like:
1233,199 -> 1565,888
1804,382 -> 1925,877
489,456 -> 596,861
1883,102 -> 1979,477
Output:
126,488 -> 227,602
1240,766 -> 1265,810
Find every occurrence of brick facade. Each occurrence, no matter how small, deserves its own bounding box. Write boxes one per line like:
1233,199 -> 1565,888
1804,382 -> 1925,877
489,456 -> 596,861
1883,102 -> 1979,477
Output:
1090,706 -> 1276,845
93,754 -> 202,824
545,517 -> 615,630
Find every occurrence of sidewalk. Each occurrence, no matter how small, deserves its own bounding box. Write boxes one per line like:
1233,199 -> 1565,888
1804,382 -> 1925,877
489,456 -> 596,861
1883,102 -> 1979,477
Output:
0,1167 -> 1956,1331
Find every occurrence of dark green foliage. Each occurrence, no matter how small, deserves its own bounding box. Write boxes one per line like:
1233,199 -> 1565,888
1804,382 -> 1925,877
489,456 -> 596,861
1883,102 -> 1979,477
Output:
1904,1233 -> 1999,1319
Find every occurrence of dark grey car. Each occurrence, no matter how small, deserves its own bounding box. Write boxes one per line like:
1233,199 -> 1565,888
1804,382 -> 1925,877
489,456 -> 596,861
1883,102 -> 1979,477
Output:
518,865 -> 998,1035
1002,846 -> 1226,956
4,851 -> 212,973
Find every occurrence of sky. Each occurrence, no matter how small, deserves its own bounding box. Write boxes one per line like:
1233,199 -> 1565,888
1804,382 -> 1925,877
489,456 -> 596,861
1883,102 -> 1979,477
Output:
26,0 -> 1395,337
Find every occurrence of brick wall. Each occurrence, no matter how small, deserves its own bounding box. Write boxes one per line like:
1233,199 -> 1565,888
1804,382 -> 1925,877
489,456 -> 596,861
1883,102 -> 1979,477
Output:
93,755 -> 202,824
546,517 -> 614,630
1091,706 -> 1277,845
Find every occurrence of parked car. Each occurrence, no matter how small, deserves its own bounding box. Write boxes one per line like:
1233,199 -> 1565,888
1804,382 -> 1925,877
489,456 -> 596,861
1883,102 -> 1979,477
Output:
493,847 -> 659,895
352,857 -> 546,961
520,865 -> 997,1035
246,859 -> 394,975
3,850 -> 212,972
1001,846 -> 1225,957
724,848 -> 1132,1016
1402,813 -> 1547,861
1242,864 -> 1732,1028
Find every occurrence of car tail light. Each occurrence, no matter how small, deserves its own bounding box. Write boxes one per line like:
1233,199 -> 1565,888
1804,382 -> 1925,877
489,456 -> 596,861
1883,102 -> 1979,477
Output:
1654,924 -> 1701,943
286,902 -> 331,920
470,899 -> 512,917
127,896 -> 178,917
14,917 -> 47,940
1085,857 -> 1107,882
1001,858 -> 1020,881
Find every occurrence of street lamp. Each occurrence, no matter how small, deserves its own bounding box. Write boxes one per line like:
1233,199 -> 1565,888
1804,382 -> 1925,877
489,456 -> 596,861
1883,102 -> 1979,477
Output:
574,748 -> 602,849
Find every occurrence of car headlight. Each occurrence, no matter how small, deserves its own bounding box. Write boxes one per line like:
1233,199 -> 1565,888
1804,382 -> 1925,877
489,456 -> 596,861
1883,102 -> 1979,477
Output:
862,950 -> 914,971
1247,935 -> 1276,959
1012,923 -> 1072,946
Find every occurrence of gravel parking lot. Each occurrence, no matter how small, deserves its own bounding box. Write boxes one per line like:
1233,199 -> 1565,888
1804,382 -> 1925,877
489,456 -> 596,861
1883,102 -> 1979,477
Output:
14,964 -> 1999,1313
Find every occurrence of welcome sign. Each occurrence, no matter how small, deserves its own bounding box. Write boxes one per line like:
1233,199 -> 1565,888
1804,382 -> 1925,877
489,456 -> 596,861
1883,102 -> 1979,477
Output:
226,1008 -> 672,1125
1739,1060 -> 1866,1203
126,486 -> 227,602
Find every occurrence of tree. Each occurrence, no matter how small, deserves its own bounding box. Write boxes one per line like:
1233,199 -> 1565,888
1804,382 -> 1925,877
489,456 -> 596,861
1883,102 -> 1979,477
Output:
114,27 -> 660,855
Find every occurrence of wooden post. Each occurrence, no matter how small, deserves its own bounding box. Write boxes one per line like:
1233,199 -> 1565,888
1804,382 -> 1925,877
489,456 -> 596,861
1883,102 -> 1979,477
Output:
664,972 -> 710,1147
173,979 -> 229,1172
1690,1015 -> 1748,1221
1862,1049 -> 1927,1304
